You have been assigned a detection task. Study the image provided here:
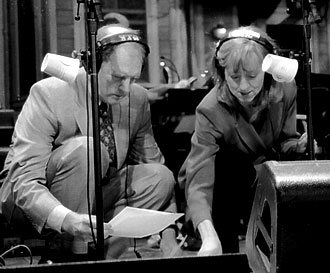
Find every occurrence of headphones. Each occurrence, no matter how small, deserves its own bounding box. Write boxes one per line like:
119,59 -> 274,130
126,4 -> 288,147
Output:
214,29 -> 277,85
82,30 -> 150,73
215,29 -> 275,56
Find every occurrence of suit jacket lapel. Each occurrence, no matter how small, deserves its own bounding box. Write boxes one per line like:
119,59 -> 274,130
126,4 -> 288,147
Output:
267,101 -> 283,141
235,113 -> 266,155
74,69 -> 93,136
74,106 -> 93,136
235,97 -> 284,155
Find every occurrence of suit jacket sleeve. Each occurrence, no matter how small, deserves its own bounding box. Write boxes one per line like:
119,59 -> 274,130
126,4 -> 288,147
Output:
0,80 -> 63,233
183,101 -> 223,231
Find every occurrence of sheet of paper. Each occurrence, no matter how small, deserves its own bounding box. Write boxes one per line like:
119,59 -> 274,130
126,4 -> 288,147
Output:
104,206 -> 184,238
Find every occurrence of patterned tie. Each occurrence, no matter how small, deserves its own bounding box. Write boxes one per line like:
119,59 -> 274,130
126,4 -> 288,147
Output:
99,102 -> 116,164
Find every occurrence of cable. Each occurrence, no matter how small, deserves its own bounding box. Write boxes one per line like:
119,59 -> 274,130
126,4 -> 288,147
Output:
85,71 -> 97,248
0,245 -> 33,266
127,91 -> 142,259
133,239 -> 142,259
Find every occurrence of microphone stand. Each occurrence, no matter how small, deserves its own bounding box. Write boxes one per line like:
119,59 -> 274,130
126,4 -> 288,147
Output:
77,0 -> 105,260
300,0 -> 315,160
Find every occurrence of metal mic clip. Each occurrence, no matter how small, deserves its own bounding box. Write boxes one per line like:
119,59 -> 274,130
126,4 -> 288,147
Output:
72,50 -> 84,59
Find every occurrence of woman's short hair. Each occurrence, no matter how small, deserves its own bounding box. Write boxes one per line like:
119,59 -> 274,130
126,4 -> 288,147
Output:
212,26 -> 278,83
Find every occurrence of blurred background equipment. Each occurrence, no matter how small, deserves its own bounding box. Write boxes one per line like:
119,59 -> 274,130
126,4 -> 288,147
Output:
209,23 -> 227,41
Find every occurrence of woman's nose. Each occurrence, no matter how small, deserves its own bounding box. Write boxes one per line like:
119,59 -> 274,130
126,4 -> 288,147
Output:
239,76 -> 250,91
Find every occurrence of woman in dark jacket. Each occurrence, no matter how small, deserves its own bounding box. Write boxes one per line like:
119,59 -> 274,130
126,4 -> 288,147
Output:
178,25 -> 308,255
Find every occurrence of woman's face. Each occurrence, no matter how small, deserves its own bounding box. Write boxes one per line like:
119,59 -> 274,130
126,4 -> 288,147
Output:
225,56 -> 265,104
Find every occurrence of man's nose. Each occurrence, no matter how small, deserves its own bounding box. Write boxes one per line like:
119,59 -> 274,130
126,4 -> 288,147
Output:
119,78 -> 131,94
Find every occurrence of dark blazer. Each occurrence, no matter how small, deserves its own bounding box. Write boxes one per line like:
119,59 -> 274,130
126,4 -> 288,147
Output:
179,80 -> 301,231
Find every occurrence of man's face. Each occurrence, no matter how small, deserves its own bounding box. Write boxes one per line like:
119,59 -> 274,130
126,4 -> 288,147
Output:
98,43 -> 144,105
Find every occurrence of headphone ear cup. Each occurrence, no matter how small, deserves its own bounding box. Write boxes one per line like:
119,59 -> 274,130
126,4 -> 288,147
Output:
141,56 -> 148,73
80,48 -> 103,73
213,41 -> 225,80
96,48 -> 102,72
213,50 -> 225,80
215,59 -> 225,79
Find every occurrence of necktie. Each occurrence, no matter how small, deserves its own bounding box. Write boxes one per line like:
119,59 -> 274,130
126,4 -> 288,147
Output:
99,103 -> 116,164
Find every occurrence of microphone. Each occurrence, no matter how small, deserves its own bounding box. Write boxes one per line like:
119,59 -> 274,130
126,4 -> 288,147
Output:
75,1 -> 81,21
87,0 -> 104,22
309,0 -> 322,23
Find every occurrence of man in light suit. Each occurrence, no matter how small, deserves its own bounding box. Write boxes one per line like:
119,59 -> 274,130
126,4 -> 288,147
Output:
0,25 -> 179,260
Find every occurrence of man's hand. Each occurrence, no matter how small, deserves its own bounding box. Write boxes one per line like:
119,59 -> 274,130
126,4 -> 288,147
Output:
61,212 -> 112,242
147,84 -> 171,103
160,226 -> 183,257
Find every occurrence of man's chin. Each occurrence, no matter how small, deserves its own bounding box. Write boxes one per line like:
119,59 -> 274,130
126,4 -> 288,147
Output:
107,96 -> 125,104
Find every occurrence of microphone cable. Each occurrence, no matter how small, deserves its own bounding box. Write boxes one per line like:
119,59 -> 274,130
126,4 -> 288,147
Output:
84,70 -> 98,250
127,90 -> 142,259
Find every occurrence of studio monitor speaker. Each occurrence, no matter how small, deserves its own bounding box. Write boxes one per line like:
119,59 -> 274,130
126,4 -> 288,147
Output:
246,160 -> 330,273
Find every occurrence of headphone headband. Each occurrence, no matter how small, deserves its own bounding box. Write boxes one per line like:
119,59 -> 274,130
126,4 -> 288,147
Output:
216,29 -> 274,54
97,33 -> 150,56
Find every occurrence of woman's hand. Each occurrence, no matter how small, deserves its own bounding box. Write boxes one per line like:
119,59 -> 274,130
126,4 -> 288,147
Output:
197,219 -> 223,256
198,235 -> 223,256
